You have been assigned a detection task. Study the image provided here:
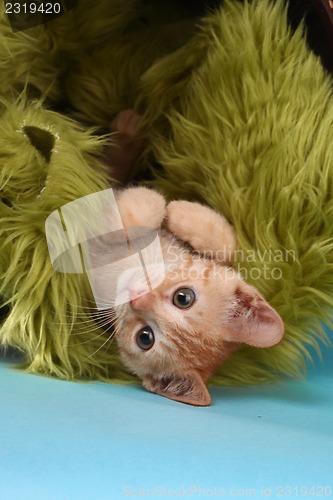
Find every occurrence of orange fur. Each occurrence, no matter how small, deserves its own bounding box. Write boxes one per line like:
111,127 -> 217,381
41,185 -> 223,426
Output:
112,187 -> 284,406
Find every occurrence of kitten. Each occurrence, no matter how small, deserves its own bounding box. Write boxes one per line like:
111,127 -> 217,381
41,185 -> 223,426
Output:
110,187 -> 284,406
103,111 -> 284,406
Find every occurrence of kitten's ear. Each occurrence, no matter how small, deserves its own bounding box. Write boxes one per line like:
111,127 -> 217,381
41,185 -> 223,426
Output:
143,372 -> 211,406
226,285 -> 284,348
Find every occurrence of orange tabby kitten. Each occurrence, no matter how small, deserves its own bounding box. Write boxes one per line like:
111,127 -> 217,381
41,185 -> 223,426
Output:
101,110 -> 283,405
112,187 -> 284,406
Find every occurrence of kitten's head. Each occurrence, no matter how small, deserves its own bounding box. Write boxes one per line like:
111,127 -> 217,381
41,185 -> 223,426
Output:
114,245 -> 284,406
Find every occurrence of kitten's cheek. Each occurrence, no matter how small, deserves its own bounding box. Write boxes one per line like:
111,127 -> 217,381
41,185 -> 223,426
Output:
117,348 -> 136,373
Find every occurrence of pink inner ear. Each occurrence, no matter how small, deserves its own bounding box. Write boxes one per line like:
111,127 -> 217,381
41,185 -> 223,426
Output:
227,287 -> 284,348
144,372 -> 212,406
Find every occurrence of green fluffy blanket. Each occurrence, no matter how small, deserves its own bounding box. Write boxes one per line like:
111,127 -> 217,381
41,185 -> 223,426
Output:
0,0 -> 332,385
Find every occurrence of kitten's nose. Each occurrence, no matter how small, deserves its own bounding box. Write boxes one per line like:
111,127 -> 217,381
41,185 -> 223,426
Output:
129,290 -> 144,309
129,290 -> 150,310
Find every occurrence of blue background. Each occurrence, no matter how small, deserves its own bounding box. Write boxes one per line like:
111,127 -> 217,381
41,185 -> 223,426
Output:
1,327 -> 332,500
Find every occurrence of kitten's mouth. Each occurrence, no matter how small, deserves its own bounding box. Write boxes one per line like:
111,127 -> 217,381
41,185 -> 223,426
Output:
114,267 -> 151,306
113,304 -> 127,325
114,263 -> 165,308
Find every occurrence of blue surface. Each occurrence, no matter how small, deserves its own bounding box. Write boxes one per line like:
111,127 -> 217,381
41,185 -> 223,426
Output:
1,335 -> 332,500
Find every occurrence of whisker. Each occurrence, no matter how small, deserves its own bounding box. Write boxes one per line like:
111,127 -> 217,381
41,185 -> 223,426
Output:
86,325 -> 118,359
52,313 -> 113,327
51,304 -> 101,316
103,323 -> 123,354
63,296 -> 115,311
74,319 -> 116,337
69,321 -> 115,346
54,309 -> 117,325
72,302 -> 110,311
53,310 -> 119,336
53,312 -> 102,321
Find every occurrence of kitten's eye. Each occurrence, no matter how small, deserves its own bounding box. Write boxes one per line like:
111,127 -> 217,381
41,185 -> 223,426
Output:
136,326 -> 155,351
172,288 -> 196,309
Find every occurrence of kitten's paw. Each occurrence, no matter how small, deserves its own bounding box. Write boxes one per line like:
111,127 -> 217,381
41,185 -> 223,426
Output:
115,187 -> 166,229
166,200 -> 237,263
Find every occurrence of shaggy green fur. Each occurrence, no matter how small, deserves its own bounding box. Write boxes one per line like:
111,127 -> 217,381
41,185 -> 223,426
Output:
0,1 -> 197,126
0,94 -> 133,382
137,0 -> 333,384
0,0 -> 332,386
